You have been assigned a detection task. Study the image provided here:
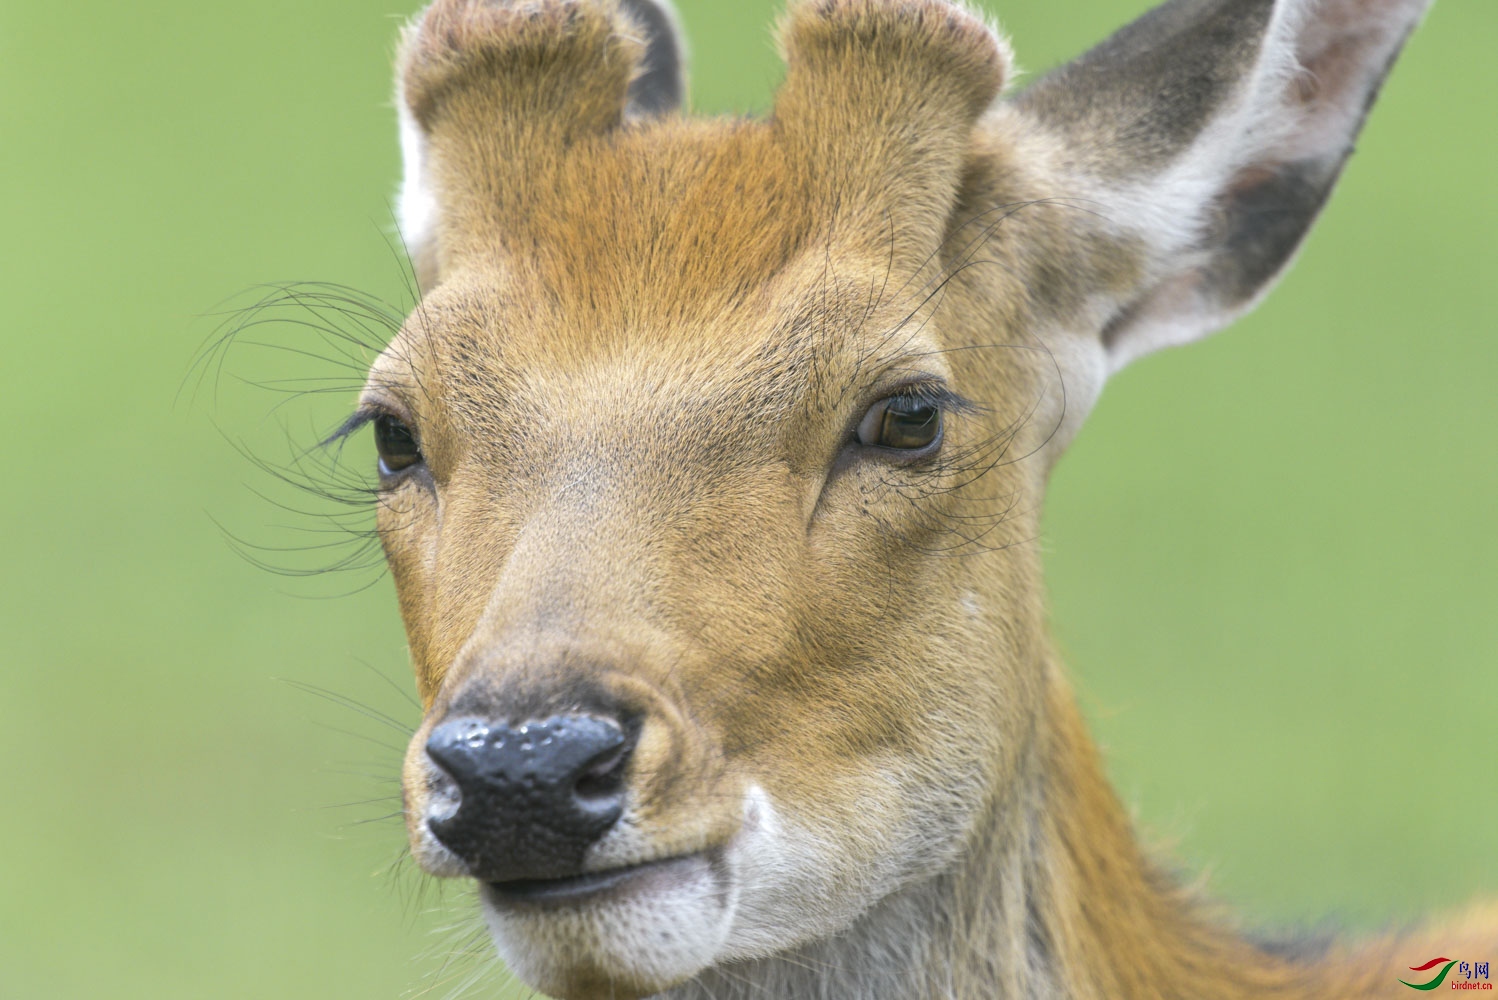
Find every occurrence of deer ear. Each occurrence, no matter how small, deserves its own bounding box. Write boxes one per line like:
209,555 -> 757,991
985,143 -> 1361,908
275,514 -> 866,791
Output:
619,0 -> 687,118
393,0 -> 687,293
1012,0 -> 1431,373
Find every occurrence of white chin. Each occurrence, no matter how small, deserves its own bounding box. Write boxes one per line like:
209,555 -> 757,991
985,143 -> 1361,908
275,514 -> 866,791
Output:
479,852 -> 736,1000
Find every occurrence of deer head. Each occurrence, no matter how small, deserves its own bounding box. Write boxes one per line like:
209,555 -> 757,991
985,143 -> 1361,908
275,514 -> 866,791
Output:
355,1 -> 1437,997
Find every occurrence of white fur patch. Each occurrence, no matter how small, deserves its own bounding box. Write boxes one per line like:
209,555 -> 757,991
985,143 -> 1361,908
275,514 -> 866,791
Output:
395,93 -> 436,266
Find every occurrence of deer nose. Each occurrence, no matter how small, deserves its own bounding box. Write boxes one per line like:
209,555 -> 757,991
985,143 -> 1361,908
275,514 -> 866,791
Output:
424,714 -> 632,883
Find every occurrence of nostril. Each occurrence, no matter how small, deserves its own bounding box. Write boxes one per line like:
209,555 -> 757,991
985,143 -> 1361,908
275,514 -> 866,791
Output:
574,741 -> 630,801
424,755 -> 461,824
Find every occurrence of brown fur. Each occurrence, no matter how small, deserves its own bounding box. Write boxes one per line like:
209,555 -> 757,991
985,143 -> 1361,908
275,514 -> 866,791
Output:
361,1 -> 1494,997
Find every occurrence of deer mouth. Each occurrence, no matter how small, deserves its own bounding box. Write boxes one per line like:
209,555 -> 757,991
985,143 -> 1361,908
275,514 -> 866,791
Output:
477,845 -> 739,999
483,851 -> 720,908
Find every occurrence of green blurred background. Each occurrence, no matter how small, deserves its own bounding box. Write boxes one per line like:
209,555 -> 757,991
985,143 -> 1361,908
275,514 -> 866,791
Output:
1,0 -> 1493,996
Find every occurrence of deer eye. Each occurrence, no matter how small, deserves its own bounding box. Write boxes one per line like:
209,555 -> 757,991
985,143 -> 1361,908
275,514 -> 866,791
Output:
373,414 -> 422,475
857,395 -> 943,451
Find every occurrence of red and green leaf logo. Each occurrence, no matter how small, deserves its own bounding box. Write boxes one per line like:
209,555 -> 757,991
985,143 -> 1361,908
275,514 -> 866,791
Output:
1401,957 -> 1457,990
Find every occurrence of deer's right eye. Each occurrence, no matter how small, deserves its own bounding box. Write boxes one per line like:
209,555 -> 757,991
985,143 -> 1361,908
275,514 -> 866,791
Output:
374,414 -> 422,475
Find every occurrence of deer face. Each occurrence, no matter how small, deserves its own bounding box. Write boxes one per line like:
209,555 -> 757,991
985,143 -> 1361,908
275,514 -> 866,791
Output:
376,128 -> 1051,1000
369,0 -> 1430,996
374,3 -> 1047,995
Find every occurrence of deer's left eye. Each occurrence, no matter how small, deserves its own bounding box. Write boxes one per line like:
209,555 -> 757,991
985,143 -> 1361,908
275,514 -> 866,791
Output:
857,395 -> 943,451
374,414 -> 423,475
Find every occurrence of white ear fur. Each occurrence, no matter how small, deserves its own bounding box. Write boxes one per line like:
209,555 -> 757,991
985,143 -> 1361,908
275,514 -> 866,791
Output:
1089,0 -> 1315,371
396,91 -> 437,283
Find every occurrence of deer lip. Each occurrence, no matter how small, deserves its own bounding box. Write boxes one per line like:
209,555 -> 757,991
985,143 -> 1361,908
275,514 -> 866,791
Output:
484,853 -> 706,907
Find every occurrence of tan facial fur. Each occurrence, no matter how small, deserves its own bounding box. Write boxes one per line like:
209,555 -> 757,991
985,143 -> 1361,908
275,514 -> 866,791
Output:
350,1 -> 1495,998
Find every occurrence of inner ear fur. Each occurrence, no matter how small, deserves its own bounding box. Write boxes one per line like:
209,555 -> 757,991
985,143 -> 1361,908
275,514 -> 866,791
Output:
772,0 -> 1011,272
1009,0 -> 1432,372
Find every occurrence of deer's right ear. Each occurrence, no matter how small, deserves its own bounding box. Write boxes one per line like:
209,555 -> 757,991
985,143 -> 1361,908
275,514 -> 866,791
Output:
394,0 -> 687,293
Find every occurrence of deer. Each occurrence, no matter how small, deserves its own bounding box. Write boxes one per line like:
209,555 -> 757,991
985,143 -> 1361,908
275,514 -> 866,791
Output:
340,0 -> 1495,996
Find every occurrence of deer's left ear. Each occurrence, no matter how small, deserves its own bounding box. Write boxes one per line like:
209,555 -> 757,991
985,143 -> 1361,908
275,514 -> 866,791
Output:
1012,0 -> 1431,373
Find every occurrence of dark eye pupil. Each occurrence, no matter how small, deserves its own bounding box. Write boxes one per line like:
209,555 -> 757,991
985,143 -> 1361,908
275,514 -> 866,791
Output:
878,399 -> 941,450
374,414 -> 421,473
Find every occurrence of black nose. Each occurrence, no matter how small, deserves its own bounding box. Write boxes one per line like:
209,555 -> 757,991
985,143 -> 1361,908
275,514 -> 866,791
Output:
424,714 -> 632,883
